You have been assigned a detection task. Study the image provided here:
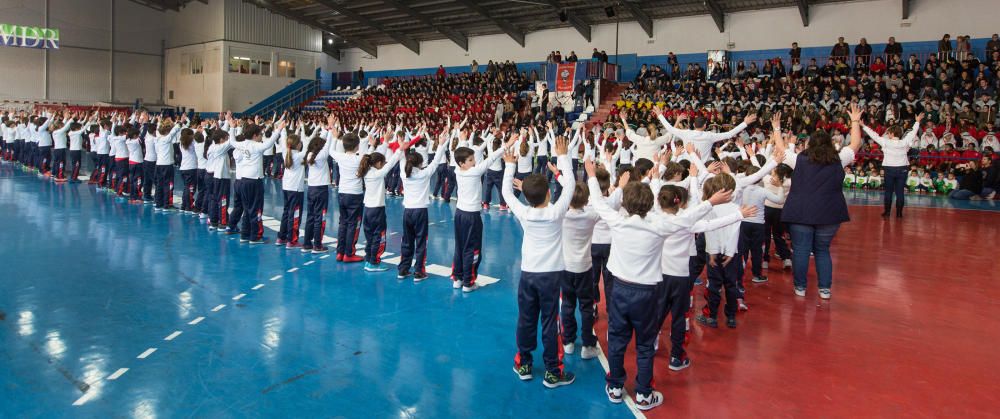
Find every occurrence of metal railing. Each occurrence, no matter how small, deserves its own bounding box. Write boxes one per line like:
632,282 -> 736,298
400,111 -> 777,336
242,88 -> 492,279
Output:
245,80 -> 320,117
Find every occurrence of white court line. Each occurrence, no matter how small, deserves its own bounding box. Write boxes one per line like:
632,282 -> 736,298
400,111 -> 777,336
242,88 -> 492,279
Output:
163,331 -> 182,341
319,254 -> 330,259
232,293 -> 246,301
269,275 -> 282,281
72,391 -> 99,406
303,261 -> 315,266
188,316 -> 205,325
251,284 -> 265,290
106,368 -> 129,381
595,341 -> 646,419
287,267 -> 299,273
211,304 -> 226,312
136,348 -> 157,359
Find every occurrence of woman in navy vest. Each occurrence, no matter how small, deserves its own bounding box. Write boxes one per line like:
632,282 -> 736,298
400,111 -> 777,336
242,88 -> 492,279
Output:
775,105 -> 863,300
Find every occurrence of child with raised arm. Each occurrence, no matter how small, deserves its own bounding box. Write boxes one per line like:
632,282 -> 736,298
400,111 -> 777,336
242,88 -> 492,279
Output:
503,134 -> 577,388
358,136 -> 406,272
276,134 -> 307,248
398,135 -> 449,282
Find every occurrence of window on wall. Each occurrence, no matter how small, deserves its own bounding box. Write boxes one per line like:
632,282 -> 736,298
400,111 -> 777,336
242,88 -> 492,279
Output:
229,56 -> 272,76
278,60 -> 296,78
191,55 -> 203,75
229,56 -> 251,74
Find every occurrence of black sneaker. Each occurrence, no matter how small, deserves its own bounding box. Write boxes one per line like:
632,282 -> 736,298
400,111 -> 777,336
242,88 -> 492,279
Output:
696,315 -> 718,328
397,268 -> 411,279
413,272 -> 428,283
727,317 -> 737,328
542,370 -> 575,388
513,364 -> 533,381
668,356 -> 691,371
751,276 -> 768,283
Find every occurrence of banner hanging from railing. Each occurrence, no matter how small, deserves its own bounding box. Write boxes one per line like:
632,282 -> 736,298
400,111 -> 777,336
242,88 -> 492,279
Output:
0,23 -> 59,49
555,63 -> 576,92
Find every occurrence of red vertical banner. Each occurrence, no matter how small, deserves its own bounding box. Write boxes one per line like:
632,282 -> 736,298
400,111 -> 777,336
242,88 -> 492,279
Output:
555,63 -> 576,92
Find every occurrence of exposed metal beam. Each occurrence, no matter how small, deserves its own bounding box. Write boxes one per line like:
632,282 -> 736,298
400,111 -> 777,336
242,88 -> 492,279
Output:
901,0 -> 910,19
796,0 -> 809,26
314,0 -> 420,54
454,0 -> 525,47
704,0 -> 725,32
620,1 -> 653,38
381,0 -> 468,50
244,0 -> 378,57
540,0 -> 590,42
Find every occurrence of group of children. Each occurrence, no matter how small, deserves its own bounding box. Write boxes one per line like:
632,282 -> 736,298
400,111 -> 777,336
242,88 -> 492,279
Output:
2,105 -> 806,411
844,163 -> 961,194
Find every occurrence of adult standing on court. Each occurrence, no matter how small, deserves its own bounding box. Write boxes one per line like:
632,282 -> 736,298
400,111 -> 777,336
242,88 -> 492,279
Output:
863,113 -> 924,218
775,105 -> 863,300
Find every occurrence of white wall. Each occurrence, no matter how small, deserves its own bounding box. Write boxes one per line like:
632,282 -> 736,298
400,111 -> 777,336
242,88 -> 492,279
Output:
326,0 -> 1000,72
166,0 -> 224,48
0,0 -> 166,104
224,0 -> 320,52
165,41 -> 224,112
221,41 -> 321,111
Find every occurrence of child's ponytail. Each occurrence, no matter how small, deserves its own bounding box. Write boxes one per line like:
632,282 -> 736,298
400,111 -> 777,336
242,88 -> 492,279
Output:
357,154 -> 372,178
404,152 -> 423,177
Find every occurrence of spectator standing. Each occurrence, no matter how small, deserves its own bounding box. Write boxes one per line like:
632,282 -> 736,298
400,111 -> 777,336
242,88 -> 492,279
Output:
884,37 -> 903,60
938,34 -> 953,60
830,37 -> 850,61
356,67 -> 365,86
855,38 -> 872,67
789,42 -> 802,64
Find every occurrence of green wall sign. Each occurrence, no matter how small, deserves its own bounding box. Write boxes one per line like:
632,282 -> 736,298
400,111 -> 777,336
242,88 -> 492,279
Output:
0,23 -> 60,49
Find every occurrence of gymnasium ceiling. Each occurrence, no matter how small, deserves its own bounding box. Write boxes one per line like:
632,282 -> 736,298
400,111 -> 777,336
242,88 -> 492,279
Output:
138,0 -> 891,58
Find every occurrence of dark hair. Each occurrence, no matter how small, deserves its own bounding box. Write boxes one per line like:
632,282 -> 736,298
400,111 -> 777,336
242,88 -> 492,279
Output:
703,173 -> 736,198
805,131 -> 840,165
157,123 -> 173,136
306,137 -> 326,165
341,132 -> 360,152
657,185 -> 689,212
194,131 -> 205,144
113,125 -> 128,136
285,134 -> 302,169
569,181 -> 589,209
622,182 -> 654,218
357,152 -> 386,178
126,128 -> 141,139
521,174 -> 549,206
242,124 -> 263,140
774,163 -> 793,182
404,151 -> 424,177
595,167 -> 611,196
69,121 -> 82,131
179,128 -> 195,148
662,162 -> 685,180
454,147 -> 474,166
633,158 -> 654,180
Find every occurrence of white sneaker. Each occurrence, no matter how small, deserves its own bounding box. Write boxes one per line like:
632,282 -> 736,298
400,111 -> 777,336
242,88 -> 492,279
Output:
606,385 -> 623,404
563,342 -> 575,355
794,287 -> 806,297
819,289 -> 832,300
580,346 -> 599,360
462,284 -> 479,293
783,259 -> 792,269
762,261 -> 769,270
635,390 -> 664,411
452,280 -> 462,289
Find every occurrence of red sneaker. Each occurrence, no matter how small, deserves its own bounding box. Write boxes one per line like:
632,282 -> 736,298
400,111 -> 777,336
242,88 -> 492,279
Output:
342,255 -> 364,263
336,254 -> 344,261
499,204 -> 509,211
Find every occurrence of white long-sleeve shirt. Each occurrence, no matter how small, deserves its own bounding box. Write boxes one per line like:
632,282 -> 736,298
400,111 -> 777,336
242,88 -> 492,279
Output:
52,122 -> 71,149
740,184 -> 784,224
456,143 -> 507,212
69,129 -> 86,151
863,122 -> 919,167
362,149 -> 403,208
624,127 -> 671,161
503,155 -> 575,273
657,114 -> 748,160
282,149 -> 307,192
704,203 -> 741,256
154,125 -> 181,166
402,143 -> 448,209
591,188 -> 622,245
306,137 -> 334,187
231,130 -> 279,179
763,175 -> 790,209
179,141 -> 198,170
660,207 -> 744,277
208,142 -> 233,179
562,207 -> 601,273
126,138 -> 143,163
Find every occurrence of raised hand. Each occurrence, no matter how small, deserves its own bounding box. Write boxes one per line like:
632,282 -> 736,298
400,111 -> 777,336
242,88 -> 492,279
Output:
584,158 -> 597,179
707,188 -> 733,205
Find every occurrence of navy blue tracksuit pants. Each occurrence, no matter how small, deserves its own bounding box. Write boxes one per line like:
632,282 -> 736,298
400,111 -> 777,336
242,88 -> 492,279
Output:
129,163 -> 142,200
303,185 -> 329,249
452,209 -> 482,286
441,166 -> 457,201
363,206 -> 387,264
739,221 -> 767,281
399,208 -> 428,275
337,193 -> 363,256
657,274 -> 693,360
195,169 -> 208,212
181,169 -> 197,211
606,276 -> 658,396
142,161 -> 156,200
561,269 -> 596,347
154,165 -> 174,208
237,178 -> 264,241
482,169 -> 505,206
279,190 -> 304,244
228,181 -> 244,231
431,163 -> 447,197
591,243 -> 611,304
706,254 -> 740,319
52,148 -> 66,179
515,271 -> 564,375
69,150 -> 82,181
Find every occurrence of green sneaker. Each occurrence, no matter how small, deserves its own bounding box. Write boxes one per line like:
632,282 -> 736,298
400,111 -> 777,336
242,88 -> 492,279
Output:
513,364 -> 533,381
542,370 -> 575,388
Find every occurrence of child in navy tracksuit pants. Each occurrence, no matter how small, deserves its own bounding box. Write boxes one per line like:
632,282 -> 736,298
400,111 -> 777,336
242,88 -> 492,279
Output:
330,132 -> 368,261
359,145 -> 403,271
503,141 -> 576,387
450,141 -> 506,291
398,140 -> 448,281
277,135 -> 306,247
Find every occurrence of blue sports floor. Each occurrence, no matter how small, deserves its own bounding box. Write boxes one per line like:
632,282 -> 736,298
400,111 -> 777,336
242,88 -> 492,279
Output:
1,163 -> 997,419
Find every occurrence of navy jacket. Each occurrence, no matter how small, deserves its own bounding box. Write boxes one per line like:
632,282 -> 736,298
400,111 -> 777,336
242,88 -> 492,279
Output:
781,153 -> 850,225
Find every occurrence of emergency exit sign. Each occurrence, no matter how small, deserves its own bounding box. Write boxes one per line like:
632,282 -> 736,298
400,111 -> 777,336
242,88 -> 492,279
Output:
0,23 -> 59,49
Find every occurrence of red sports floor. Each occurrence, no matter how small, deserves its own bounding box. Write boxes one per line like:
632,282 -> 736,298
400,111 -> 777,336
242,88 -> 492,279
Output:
594,205 -> 1000,418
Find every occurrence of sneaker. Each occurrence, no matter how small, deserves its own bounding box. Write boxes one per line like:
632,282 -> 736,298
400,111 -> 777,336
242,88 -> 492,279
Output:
513,364 -> 533,381
342,255 -> 364,263
794,287 -> 806,297
452,280 -> 462,289
762,261 -> 769,270
239,238 -> 249,243
275,239 -> 287,246
199,213 -> 208,219
224,228 -> 240,235
249,237 -> 268,245
563,342 -> 575,355
819,288 -> 832,300
751,276 -> 768,283
696,315 -> 718,328
397,268 -> 411,279
462,284 -> 479,293
286,241 -> 301,249
542,371 -> 575,389
207,225 -> 216,232
783,259 -> 792,269
606,385 -> 623,404
635,391 -> 664,411
301,246 -> 313,253
336,254 -> 343,262
726,317 -> 737,329
499,204 -> 509,211
482,203 -> 489,210
694,277 -> 703,286
364,262 -> 388,272
312,246 -> 329,254
580,346 -> 599,360
413,272 -> 428,283
738,298 -> 748,311
669,356 -> 691,371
